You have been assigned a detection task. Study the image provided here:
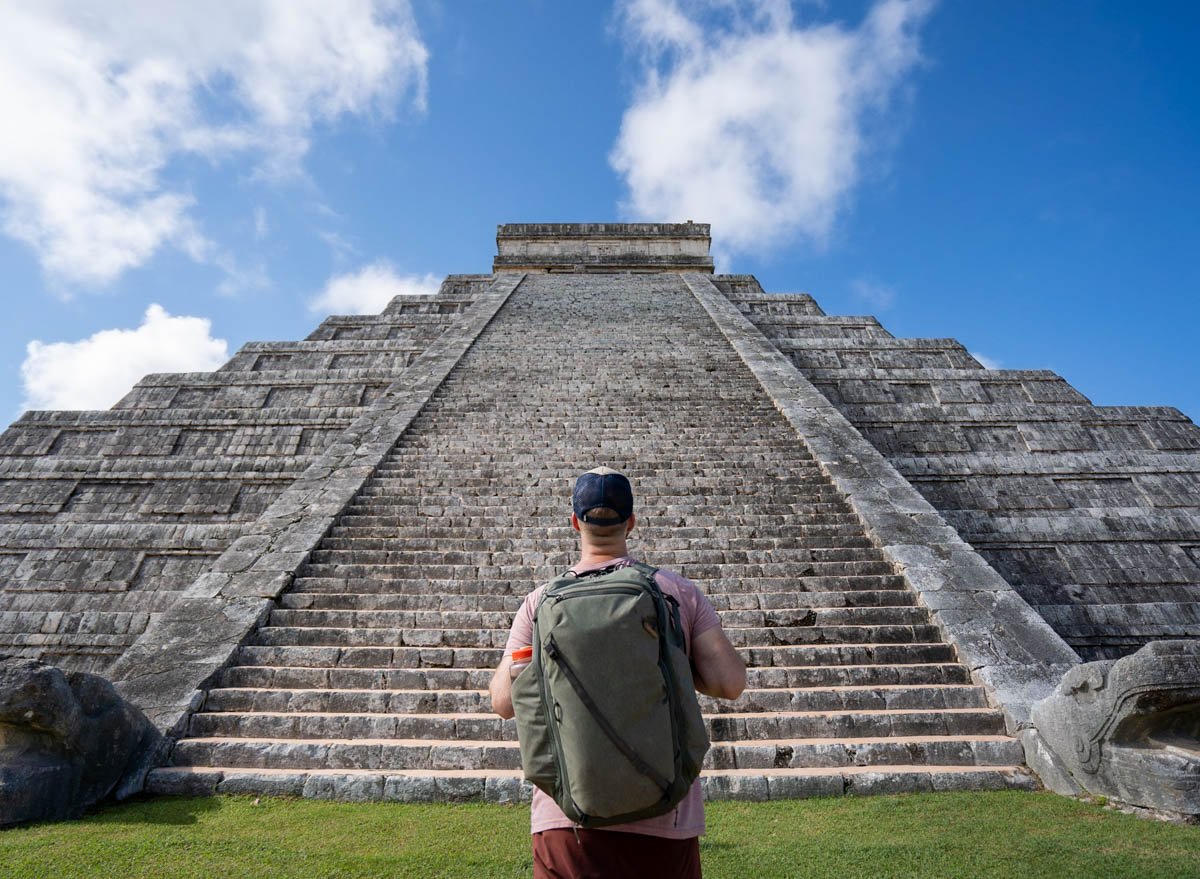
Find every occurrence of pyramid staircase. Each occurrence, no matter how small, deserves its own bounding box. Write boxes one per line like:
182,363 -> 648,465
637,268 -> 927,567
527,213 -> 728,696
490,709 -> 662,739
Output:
148,272 -> 1034,800
713,278 -> 1200,661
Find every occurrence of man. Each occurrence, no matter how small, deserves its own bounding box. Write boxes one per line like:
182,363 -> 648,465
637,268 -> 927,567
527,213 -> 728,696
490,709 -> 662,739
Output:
490,466 -> 746,878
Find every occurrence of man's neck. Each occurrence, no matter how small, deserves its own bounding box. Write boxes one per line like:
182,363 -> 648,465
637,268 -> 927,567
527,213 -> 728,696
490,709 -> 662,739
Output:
575,545 -> 629,569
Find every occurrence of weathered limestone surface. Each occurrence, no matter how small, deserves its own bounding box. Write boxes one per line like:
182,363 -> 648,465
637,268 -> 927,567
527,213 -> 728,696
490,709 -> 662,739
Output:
683,273 -> 1079,730
0,276 -> 490,672
1025,640 -> 1200,816
0,657 -> 162,825
148,266 -> 1036,801
109,274 -> 524,737
718,277 -> 1200,660
1,223 -> 1197,810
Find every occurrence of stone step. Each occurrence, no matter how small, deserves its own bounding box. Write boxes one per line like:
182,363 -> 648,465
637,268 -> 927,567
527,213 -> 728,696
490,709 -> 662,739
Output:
170,733 -> 1022,773
187,707 -> 1007,741
300,553 -> 893,577
394,441 -> 835,455
252,626 -> 511,649
265,605 -> 930,630
202,683 -> 988,715
723,606 -> 930,627
337,507 -> 863,526
352,480 -> 849,496
232,642 -> 959,671
285,575 -> 913,595
249,623 -> 942,650
395,414 -> 804,426
205,687 -> 492,714
218,665 -> 496,690
314,538 -> 884,559
216,661 -> 971,691
366,470 -> 828,486
276,589 -> 918,613
145,764 -> 1037,802
374,406 -> 799,417
359,478 -> 841,495
397,417 -> 795,429
327,523 -> 877,545
367,457 -> 821,470
330,515 -> 870,531
347,496 -> 852,514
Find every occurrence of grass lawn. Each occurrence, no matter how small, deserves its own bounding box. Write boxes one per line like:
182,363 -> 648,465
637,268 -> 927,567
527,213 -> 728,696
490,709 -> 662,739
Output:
1,790 -> 1197,879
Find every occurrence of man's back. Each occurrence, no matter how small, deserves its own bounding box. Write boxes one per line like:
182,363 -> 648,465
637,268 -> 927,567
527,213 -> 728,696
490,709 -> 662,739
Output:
506,556 -> 719,837
488,467 -> 746,878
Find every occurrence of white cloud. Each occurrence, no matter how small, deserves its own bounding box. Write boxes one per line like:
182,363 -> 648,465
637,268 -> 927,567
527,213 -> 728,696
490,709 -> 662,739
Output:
0,1 -> 428,288
972,352 -> 1001,370
319,229 -> 360,262
20,304 -> 228,411
611,0 -> 932,256
309,261 -> 439,315
849,278 -> 897,311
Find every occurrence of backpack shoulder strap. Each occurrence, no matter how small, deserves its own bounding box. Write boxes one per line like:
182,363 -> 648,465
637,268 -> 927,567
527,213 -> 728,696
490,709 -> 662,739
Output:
627,561 -> 688,649
625,560 -> 660,585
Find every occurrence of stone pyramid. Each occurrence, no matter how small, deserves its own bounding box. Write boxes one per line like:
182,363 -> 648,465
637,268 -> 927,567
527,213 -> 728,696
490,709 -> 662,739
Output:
1,223 -> 1197,805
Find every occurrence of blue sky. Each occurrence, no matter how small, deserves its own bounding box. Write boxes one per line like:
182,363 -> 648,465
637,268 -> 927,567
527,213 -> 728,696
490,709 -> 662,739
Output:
2,1 -> 1197,423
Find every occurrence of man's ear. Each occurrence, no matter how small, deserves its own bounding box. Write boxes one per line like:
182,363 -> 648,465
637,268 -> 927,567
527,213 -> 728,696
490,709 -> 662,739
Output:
625,512 -> 636,536
571,513 -> 581,532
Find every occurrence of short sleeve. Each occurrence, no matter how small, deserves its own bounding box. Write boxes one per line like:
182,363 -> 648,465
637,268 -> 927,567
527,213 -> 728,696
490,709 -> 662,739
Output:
653,568 -> 722,650
503,587 -> 542,657
688,587 -> 721,640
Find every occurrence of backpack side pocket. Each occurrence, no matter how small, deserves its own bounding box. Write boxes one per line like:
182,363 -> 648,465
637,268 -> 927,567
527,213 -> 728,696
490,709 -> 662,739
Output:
512,657 -> 558,795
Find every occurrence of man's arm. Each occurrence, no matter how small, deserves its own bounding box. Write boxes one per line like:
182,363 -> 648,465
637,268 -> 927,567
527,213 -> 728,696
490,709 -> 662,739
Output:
489,655 -> 515,719
690,626 -> 746,700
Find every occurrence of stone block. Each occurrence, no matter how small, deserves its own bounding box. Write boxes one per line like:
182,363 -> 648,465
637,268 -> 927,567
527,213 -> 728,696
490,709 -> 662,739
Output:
383,774 -> 438,802
302,772 -> 384,801
765,773 -> 843,800
145,768 -> 222,796
218,771 -> 305,798
844,771 -> 933,796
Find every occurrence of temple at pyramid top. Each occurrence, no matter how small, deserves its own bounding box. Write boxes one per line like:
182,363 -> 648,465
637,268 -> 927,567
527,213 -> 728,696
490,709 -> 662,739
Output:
493,221 -> 714,273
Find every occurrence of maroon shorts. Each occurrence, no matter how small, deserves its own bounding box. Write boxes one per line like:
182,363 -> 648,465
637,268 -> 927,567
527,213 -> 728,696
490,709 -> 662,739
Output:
532,828 -> 702,879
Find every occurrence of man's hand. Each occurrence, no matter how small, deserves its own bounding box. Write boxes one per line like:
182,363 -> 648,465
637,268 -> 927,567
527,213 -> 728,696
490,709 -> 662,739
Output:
489,655 -> 515,719
690,627 -> 746,700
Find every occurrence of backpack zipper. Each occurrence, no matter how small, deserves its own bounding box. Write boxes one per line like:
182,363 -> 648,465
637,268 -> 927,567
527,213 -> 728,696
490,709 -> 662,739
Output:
549,585 -> 642,603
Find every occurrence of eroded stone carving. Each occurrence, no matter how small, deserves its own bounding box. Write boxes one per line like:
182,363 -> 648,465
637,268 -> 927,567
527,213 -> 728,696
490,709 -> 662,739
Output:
0,657 -> 163,826
1028,640 -> 1200,816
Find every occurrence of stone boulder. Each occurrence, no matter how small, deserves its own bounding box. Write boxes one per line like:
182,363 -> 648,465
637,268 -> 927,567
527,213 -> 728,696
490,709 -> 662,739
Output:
1026,640 -> 1200,816
0,657 -> 163,826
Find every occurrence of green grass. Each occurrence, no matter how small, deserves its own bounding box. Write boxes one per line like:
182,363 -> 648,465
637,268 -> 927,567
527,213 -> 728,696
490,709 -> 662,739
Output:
1,791 -> 1197,879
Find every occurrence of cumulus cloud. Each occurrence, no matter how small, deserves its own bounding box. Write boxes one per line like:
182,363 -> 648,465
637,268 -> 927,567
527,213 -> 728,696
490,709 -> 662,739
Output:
611,0 -> 932,256
309,261 -> 439,315
0,1 -> 428,288
972,352 -> 1001,370
21,304 -> 229,411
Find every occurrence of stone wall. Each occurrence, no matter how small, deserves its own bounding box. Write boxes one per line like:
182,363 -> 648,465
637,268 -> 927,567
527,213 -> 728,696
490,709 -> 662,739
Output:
716,276 -> 1200,660
0,277 -> 490,672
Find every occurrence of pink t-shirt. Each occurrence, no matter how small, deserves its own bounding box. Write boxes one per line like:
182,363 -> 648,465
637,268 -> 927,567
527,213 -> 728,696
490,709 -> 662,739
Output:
503,556 -> 722,839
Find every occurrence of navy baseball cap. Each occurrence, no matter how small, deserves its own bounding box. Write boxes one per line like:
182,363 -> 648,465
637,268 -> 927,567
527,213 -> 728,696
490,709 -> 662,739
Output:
573,467 -> 634,525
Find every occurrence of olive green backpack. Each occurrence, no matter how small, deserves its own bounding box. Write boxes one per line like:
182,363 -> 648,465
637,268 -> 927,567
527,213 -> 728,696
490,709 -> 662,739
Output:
510,561 -> 710,827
